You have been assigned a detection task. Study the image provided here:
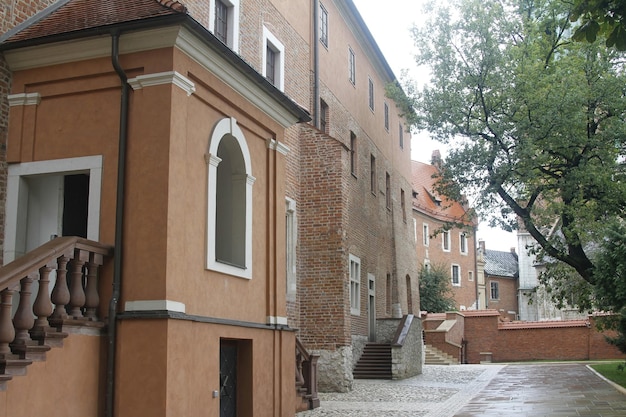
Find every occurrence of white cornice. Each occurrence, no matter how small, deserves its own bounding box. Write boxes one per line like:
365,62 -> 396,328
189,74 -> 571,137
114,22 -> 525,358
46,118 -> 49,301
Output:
128,70 -> 196,96
266,138 -> 290,155
8,92 -> 41,106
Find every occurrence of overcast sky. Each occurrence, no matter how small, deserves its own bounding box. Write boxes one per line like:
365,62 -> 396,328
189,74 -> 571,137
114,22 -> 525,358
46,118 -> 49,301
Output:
352,0 -> 519,251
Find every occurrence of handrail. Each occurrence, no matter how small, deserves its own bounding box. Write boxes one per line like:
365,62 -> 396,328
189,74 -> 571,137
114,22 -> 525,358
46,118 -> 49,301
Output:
0,237 -> 113,290
392,314 -> 414,347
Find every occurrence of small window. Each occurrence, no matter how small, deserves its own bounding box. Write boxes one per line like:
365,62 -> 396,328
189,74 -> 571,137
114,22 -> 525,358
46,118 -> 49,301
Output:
286,198 -> 297,300
385,172 -> 391,208
423,224 -> 429,246
451,264 -> 460,286
460,232 -> 468,254
368,78 -> 374,111
490,281 -> 499,300
320,3 -> 329,47
350,131 -> 357,176
348,47 -> 356,85
263,27 -> 285,90
370,155 -> 377,194
384,102 -> 389,131
399,123 -> 404,149
320,99 -> 329,134
401,188 -> 406,222
210,0 -> 240,52
350,254 -> 361,315
468,271 -> 474,282
442,230 -> 450,252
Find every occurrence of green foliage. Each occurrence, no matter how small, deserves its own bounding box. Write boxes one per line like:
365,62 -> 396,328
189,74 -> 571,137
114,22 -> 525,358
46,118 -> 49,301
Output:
571,0 -> 626,50
391,0 -> 626,285
419,263 -> 456,313
591,362 -> 626,388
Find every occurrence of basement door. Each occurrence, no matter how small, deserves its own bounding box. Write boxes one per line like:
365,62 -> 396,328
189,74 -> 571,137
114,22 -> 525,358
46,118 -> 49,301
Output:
220,340 -> 238,417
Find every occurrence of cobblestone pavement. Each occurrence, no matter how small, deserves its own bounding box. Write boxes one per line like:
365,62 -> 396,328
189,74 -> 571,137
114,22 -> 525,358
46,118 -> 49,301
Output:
299,363 -> 626,417
298,365 -> 504,417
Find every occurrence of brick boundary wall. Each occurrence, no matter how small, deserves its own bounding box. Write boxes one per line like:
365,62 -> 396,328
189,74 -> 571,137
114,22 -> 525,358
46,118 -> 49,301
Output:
425,310 -> 626,364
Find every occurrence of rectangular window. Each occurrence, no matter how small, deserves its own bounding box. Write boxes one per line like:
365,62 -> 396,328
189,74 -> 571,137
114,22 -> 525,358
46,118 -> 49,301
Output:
386,273 -> 391,315
468,271 -> 474,282
349,47 -> 356,85
423,224 -> 429,246
442,230 -> 450,251
320,99 -> 329,134
368,78 -> 374,111
320,3 -> 328,47
263,27 -> 284,90
384,102 -> 389,131
490,281 -> 499,300
401,188 -> 406,222
452,264 -> 460,286
350,254 -> 361,315
460,232 -> 468,254
370,155 -> 377,194
350,131 -> 357,176
385,172 -> 391,209
210,0 -> 240,52
399,123 -> 404,149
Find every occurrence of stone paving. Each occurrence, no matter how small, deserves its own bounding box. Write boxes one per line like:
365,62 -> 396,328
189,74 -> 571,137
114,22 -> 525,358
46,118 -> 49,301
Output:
298,363 -> 626,417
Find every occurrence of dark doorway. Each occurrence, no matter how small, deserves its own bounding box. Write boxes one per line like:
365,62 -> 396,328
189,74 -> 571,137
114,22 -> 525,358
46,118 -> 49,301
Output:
220,341 -> 238,417
62,174 -> 89,238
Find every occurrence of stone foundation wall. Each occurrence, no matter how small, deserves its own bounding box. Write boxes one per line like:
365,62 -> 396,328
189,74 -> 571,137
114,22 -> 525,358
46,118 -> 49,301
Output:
312,346 -> 354,393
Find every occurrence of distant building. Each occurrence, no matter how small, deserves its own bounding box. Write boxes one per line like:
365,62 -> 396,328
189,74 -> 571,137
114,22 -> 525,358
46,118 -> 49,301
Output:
480,241 -> 519,321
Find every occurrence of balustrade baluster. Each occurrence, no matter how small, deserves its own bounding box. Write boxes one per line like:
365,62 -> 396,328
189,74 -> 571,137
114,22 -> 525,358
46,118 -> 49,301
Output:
68,250 -> 87,318
50,255 -> 70,321
84,253 -> 102,320
0,289 -> 15,356
12,276 -> 35,347
32,265 -> 53,335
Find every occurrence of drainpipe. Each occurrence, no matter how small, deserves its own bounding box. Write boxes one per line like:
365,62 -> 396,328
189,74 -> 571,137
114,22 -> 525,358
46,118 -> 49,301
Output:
106,30 -> 130,417
473,225 -> 479,310
313,0 -> 320,128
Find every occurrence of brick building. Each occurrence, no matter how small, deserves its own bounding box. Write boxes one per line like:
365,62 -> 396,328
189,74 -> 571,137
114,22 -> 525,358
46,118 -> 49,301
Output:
0,0 -> 421,414
411,157 -> 477,311
479,241 -> 519,321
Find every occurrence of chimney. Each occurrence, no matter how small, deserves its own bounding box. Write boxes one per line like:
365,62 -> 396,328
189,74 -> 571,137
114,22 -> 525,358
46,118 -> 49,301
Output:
431,150 -> 442,168
510,247 -> 516,254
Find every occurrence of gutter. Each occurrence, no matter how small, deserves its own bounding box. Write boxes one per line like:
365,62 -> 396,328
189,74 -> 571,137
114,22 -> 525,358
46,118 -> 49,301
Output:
106,30 -> 130,417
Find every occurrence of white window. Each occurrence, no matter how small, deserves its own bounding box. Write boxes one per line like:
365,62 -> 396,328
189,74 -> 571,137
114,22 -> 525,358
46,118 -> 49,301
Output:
348,47 -> 356,85
206,117 -> 255,279
423,223 -> 429,246
451,264 -> 460,286
349,254 -> 361,315
286,198 -> 297,301
468,271 -> 474,282
460,232 -> 468,254
320,3 -> 329,47
263,27 -> 285,90
384,102 -> 389,131
209,0 -> 240,52
368,77 -> 374,111
442,230 -> 450,252
490,281 -> 499,300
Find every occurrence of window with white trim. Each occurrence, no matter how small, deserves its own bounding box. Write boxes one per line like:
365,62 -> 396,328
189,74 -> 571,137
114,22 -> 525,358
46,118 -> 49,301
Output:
320,3 -> 329,47
350,254 -> 361,315
263,27 -> 285,90
423,223 -> 429,246
490,281 -> 499,300
468,271 -> 474,282
451,264 -> 460,286
368,77 -> 374,111
460,232 -> 468,254
442,230 -> 450,252
209,0 -> 240,52
384,102 -> 389,131
348,47 -> 356,85
206,117 -> 255,279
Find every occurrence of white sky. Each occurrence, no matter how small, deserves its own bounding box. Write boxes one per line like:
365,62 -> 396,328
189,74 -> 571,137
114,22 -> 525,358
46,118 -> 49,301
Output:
352,0 -> 518,251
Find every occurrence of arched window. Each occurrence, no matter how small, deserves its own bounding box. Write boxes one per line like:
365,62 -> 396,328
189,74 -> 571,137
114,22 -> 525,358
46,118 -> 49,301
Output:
206,117 -> 255,279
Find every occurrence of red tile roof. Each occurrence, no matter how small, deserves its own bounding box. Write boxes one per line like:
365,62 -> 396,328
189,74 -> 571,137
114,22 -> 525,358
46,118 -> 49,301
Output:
2,0 -> 187,45
411,160 -> 473,224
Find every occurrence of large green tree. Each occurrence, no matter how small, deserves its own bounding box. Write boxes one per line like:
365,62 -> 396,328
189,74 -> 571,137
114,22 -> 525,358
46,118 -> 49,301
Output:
419,264 -> 456,313
571,0 -> 626,50
390,0 -> 626,289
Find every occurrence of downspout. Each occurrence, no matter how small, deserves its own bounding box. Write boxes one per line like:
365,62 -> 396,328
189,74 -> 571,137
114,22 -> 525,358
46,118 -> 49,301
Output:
473,225 -> 479,310
313,0 -> 320,128
106,30 -> 130,417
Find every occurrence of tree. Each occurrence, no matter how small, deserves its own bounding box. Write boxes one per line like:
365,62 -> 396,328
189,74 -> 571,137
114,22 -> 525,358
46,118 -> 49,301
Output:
390,0 -> 626,288
571,0 -> 626,50
419,264 -> 456,313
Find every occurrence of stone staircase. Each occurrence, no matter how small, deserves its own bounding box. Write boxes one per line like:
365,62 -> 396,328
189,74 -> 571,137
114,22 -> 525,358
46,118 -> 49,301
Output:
424,344 -> 459,365
353,343 -> 392,379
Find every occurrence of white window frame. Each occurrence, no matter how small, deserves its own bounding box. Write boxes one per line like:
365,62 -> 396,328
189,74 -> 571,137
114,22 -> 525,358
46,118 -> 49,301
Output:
348,47 -> 356,85
349,254 -> 361,315
451,264 -> 461,287
262,26 -> 285,91
490,281 -> 499,300
442,230 -> 450,252
206,117 -> 255,279
459,232 -> 468,255
208,0 -> 240,53
384,101 -> 389,131
468,271 -> 474,282
320,2 -> 329,47
423,223 -> 429,246
368,77 -> 374,111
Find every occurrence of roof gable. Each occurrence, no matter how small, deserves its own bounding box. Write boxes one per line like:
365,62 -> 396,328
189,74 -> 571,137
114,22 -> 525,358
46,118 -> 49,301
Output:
484,249 -> 519,278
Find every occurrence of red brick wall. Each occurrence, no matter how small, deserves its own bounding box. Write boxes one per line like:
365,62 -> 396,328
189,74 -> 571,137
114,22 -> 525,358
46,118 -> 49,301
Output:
462,311 -> 500,364
486,275 -> 518,320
